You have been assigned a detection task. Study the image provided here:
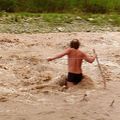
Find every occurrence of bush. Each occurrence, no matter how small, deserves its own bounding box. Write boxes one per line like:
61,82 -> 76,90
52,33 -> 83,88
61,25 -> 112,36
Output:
0,0 -> 120,13
0,0 -> 16,12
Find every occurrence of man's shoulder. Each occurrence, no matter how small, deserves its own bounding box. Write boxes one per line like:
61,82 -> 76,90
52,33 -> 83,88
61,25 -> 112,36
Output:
66,48 -> 72,52
64,48 -> 72,54
78,49 -> 85,56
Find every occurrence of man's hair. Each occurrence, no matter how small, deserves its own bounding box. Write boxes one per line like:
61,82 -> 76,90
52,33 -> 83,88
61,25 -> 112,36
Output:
70,39 -> 80,49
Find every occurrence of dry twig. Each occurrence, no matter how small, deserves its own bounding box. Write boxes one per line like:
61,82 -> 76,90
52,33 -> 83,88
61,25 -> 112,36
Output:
110,100 -> 115,107
81,94 -> 88,101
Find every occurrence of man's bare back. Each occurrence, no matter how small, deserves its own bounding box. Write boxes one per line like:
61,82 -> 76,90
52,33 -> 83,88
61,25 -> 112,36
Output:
67,48 -> 83,74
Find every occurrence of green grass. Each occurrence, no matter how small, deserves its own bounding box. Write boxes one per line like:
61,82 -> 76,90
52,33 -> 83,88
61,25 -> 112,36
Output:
0,12 -> 120,26
0,12 -> 120,33
41,13 -> 75,25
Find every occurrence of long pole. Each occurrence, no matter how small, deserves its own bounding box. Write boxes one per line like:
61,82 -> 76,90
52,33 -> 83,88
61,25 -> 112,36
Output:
93,49 -> 106,89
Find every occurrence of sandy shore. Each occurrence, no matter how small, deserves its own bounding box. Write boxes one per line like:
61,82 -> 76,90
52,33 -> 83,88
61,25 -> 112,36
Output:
0,32 -> 120,120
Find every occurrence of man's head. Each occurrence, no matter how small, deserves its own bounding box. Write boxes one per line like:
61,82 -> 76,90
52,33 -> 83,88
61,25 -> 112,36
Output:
70,39 -> 80,49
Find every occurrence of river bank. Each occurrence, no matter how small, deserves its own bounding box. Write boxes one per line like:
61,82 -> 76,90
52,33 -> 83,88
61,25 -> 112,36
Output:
0,13 -> 120,33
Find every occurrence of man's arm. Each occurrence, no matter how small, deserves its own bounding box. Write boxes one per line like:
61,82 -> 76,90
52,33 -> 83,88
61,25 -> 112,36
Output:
47,49 -> 70,61
82,52 -> 96,63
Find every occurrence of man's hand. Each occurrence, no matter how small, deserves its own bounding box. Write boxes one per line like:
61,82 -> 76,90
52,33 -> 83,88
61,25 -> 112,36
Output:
47,57 -> 53,61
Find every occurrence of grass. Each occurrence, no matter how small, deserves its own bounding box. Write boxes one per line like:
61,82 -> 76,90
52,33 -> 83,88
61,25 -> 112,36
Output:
80,13 -> 120,26
41,13 -> 75,25
1,12 -> 120,25
0,12 -> 120,33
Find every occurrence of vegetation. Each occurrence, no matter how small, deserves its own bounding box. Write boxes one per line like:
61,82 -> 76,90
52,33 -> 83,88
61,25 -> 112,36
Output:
0,1 -> 120,33
0,0 -> 120,13
0,13 -> 120,33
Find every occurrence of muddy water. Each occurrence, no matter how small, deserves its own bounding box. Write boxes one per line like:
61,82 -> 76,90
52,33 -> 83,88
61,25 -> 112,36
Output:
0,32 -> 120,120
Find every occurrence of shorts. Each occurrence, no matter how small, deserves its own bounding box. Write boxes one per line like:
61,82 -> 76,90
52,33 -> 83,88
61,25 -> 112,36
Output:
67,72 -> 83,85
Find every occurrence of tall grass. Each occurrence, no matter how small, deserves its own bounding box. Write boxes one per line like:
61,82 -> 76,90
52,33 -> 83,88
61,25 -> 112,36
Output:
81,0 -> 120,13
0,0 -> 120,13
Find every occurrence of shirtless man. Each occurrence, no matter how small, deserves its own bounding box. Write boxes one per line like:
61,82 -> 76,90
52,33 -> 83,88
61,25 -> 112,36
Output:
47,39 -> 96,88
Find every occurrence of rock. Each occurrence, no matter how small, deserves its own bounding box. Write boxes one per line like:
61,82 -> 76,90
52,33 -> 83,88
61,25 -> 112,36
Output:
87,18 -> 94,21
86,30 -> 91,32
0,96 -> 8,102
56,27 -> 65,32
76,16 -> 82,20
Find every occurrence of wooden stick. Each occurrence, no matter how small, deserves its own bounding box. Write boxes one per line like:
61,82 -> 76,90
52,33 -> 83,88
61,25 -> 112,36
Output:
93,49 -> 106,89
110,100 -> 115,107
